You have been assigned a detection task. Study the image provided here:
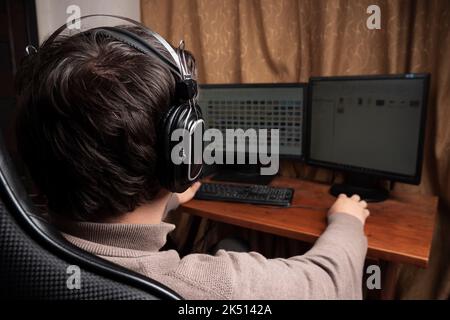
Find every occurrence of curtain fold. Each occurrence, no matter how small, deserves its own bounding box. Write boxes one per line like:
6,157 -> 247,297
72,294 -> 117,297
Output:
142,0 -> 450,299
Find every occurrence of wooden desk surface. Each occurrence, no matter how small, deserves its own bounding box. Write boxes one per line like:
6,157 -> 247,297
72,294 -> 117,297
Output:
181,177 -> 438,268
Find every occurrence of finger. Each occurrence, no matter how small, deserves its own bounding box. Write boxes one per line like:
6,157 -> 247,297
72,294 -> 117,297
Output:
190,182 -> 201,193
364,209 -> 370,217
359,200 -> 368,208
338,193 -> 347,199
350,194 -> 361,202
194,181 -> 202,187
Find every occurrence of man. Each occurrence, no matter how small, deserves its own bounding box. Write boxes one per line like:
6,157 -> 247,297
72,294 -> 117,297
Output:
15,25 -> 369,299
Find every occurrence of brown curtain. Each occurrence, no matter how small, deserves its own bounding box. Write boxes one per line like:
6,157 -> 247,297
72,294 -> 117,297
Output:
142,0 -> 450,299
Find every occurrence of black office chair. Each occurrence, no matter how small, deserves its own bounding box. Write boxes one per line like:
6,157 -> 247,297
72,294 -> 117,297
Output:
0,134 -> 182,300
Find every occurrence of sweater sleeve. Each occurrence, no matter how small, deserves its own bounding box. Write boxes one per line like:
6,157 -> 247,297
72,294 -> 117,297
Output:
222,212 -> 368,299
169,212 -> 367,299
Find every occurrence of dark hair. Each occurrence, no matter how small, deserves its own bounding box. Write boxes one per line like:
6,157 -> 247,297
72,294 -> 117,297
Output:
15,26 -> 196,221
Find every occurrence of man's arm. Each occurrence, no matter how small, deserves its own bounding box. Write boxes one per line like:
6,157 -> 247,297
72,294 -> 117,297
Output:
222,211 -> 367,299
223,194 -> 369,299
171,187 -> 369,299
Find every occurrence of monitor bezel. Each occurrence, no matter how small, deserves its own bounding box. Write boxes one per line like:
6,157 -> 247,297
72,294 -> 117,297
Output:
305,73 -> 430,185
198,83 -> 308,161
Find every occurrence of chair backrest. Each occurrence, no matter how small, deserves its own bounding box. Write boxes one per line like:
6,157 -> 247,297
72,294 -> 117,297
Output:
0,134 -> 182,300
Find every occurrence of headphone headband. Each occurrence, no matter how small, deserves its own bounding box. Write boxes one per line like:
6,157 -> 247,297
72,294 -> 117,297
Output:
44,14 -> 185,80
87,27 -> 183,79
43,14 -> 198,102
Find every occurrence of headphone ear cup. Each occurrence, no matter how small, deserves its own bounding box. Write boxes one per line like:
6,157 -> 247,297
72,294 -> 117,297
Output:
158,103 -> 204,193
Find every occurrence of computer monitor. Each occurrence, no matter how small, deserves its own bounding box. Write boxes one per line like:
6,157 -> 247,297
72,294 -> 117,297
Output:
306,74 -> 430,201
198,83 -> 307,184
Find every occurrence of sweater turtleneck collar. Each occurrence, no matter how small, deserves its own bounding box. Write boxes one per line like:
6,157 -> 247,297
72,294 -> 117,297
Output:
56,220 -> 175,255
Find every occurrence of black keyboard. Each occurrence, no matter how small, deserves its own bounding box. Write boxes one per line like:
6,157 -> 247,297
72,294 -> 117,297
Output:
195,183 -> 294,207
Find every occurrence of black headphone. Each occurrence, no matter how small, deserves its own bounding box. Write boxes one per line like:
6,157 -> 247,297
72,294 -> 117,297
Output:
37,15 -> 204,193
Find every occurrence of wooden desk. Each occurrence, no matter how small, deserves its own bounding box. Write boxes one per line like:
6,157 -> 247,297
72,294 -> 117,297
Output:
181,177 -> 438,298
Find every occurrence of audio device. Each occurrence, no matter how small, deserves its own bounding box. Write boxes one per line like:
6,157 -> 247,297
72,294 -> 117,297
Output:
28,14 -> 204,193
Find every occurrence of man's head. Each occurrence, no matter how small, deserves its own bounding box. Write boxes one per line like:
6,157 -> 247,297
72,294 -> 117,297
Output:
15,26 -> 196,222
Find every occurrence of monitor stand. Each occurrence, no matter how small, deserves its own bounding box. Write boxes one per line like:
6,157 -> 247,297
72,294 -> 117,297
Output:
329,173 -> 389,202
211,164 -> 275,185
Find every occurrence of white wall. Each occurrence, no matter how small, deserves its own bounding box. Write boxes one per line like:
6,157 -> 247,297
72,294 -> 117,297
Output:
35,0 -> 141,43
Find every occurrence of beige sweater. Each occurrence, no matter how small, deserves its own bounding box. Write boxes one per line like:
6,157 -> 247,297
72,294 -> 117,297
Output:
59,213 -> 368,300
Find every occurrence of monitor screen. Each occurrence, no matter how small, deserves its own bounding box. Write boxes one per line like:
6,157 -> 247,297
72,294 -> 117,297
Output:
198,84 -> 306,159
307,74 -> 429,181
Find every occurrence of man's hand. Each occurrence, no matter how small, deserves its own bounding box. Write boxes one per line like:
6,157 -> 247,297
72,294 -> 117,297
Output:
328,194 -> 370,225
165,182 -> 202,214
175,181 -> 202,205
